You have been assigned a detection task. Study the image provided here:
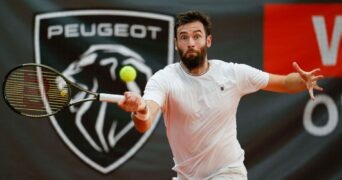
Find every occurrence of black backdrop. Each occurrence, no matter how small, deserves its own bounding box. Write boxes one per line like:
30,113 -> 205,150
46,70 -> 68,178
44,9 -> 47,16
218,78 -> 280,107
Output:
0,0 -> 341,179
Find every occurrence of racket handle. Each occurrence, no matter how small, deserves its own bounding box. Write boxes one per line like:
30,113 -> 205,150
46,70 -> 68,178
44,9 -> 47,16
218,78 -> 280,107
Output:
98,93 -> 124,103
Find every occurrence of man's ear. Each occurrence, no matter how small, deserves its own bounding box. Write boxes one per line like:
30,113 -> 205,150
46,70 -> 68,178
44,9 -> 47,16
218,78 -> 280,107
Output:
206,35 -> 212,48
174,38 -> 178,51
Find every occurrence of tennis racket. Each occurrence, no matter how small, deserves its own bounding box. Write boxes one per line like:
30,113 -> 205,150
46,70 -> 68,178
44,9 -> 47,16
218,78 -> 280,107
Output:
3,63 -> 124,118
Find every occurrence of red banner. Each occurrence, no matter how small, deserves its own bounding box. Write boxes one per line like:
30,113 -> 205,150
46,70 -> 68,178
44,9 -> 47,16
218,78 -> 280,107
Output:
264,4 -> 342,77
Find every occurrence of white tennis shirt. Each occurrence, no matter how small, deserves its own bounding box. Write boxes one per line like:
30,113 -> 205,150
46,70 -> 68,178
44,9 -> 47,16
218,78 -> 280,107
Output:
143,60 -> 269,179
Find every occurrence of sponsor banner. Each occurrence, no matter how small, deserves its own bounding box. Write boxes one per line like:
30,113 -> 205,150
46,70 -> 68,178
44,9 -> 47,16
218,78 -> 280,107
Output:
264,4 -> 342,77
34,10 -> 174,174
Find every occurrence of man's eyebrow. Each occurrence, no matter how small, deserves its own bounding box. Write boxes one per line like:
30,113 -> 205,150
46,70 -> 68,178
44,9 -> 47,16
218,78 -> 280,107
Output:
178,30 -> 203,35
192,30 -> 203,34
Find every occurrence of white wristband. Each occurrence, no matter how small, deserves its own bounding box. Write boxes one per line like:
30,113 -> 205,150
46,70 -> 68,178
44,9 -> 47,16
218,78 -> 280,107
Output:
133,105 -> 149,121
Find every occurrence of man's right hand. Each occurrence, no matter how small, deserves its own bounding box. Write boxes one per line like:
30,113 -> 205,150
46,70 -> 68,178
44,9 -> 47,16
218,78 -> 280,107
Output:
117,91 -> 146,113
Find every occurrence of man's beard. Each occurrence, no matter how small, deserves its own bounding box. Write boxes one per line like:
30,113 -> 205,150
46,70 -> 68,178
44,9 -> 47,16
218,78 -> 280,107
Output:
178,45 -> 207,71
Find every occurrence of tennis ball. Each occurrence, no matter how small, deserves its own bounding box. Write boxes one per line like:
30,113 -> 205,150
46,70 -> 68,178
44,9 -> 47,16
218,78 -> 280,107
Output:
119,65 -> 137,82
60,89 -> 68,97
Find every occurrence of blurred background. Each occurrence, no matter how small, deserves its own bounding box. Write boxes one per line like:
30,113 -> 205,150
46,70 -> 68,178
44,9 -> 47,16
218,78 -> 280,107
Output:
0,0 -> 341,179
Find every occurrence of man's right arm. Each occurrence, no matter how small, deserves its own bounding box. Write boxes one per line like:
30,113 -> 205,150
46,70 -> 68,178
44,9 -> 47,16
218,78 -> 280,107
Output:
118,92 -> 160,133
131,100 -> 160,133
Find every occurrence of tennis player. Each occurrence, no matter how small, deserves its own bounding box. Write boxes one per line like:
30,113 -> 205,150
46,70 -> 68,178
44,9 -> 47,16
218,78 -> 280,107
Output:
118,11 -> 324,180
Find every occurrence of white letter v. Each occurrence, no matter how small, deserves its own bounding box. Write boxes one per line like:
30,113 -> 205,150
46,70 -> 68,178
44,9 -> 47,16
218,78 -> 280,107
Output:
312,15 -> 342,66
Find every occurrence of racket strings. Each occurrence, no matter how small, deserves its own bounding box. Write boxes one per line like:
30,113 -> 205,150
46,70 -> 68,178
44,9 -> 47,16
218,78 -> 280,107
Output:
4,66 -> 70,117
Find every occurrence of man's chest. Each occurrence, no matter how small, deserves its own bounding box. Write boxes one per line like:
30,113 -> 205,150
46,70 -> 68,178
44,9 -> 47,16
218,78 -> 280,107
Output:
167,76 -> 240,116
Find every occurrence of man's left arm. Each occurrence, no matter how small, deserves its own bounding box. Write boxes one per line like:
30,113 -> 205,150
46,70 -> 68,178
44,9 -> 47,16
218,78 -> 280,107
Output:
262,62 -> 324,100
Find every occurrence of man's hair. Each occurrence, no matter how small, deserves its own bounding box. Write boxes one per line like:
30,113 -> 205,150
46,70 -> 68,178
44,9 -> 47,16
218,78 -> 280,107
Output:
174,11 -> 212,38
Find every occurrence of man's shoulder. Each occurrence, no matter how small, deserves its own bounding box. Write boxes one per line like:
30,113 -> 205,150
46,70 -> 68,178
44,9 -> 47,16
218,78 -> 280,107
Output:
160,62 -> 179,73
153,62 -> 179,78
210,59 -> 252,69
210,59 -> 235,69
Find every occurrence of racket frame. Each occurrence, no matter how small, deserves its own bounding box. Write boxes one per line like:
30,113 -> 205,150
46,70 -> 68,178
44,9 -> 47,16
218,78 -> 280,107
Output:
3,63 -> 100,117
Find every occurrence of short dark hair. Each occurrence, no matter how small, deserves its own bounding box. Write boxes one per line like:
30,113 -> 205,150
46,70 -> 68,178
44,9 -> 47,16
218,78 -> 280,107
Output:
174,11 -> 212,38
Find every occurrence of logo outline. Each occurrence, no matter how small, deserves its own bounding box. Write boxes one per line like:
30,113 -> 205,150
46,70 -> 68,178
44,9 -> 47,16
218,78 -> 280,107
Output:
34,10 -> 174,174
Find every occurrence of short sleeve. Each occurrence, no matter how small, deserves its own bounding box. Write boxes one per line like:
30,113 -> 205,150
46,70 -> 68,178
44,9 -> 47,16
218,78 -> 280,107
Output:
142,70 -> 167,108
234,64 -> 269,95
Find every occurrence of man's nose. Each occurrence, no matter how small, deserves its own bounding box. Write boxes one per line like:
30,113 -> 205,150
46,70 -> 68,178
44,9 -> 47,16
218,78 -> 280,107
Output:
187,37 -> 195,47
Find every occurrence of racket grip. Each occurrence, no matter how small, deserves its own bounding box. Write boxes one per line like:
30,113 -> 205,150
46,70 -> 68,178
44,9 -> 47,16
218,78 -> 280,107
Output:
99,93 -> 124,103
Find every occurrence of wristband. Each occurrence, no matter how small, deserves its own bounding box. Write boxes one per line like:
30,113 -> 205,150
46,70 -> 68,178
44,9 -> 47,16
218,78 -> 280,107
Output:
133,104 -> 149,120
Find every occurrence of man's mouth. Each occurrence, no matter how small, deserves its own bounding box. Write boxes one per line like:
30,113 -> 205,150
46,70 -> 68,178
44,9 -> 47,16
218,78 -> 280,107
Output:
186,50 -> 197,55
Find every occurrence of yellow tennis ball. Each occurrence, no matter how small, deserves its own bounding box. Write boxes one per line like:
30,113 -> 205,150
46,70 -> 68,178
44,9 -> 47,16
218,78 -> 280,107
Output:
119,65 -> 137,82
60,89 -> 68,97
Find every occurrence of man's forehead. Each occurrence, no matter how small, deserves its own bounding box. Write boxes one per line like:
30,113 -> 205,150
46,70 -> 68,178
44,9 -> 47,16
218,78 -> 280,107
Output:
177,21 -> 205,34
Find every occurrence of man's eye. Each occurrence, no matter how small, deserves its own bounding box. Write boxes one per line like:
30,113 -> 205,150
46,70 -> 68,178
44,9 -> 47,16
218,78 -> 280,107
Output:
194,35 -> 201,39
180,36 -> 188,40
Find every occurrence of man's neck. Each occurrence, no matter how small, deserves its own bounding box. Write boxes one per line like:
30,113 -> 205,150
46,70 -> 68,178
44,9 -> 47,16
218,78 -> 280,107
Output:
181,59 -> 210,76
